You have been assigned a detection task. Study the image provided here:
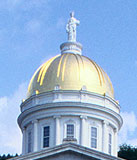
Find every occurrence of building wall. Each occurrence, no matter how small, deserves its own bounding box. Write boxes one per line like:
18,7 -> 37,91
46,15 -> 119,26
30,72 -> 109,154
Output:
23,115 -> 117,156
19,91 -> 122,156
39,151 -> 95,160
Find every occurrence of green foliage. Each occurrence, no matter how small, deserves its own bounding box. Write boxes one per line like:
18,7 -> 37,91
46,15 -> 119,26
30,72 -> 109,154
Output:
118,144 -> 137,160
0,154 -> 18,160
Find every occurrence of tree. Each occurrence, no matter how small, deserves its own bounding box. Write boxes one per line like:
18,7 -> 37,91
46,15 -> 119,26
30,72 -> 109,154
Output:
118,144 -> 137,160
0,154 -> 18,160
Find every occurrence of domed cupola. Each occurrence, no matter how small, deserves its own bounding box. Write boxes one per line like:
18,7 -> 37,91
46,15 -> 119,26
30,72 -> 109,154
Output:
27,54 -> 114,98
18,12 -> 122,157
27,12 -> 114,99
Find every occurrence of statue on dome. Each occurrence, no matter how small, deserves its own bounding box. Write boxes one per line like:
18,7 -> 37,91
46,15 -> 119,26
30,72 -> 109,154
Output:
66,12 -> 80,42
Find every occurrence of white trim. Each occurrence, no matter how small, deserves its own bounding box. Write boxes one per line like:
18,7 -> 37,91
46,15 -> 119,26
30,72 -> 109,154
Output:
10,143 -> 122,160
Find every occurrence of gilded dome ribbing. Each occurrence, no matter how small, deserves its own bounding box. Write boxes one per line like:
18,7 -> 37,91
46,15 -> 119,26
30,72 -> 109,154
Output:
27,53 -> 114,98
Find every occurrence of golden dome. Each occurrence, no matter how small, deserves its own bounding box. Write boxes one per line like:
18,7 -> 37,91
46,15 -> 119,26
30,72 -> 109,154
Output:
27,53 -> 114,98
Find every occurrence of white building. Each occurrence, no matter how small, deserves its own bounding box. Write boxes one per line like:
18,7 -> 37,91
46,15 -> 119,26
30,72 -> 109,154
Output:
12,13 -> 123,160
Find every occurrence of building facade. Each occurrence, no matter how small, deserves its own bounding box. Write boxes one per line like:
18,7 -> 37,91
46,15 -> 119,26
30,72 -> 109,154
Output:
13,13 -> 123,160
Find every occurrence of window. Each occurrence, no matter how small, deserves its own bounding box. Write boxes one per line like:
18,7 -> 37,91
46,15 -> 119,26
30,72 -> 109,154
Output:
91,127 -> 97,149
28,131 -> 32,153
108,133 -> 112,154
43,126 -> 50,148
67,124 -> 74,138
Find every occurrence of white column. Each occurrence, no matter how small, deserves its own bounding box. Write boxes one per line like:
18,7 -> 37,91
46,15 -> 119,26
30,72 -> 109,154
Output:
102,120 -> 108,154
33,120 -> 38,152
54,116 -> 61,145
80,116 -> 87,146
114,128 -> 118,156
22,127 -> 26,155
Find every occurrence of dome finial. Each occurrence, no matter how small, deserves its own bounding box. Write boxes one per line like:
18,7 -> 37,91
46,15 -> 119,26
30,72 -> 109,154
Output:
66,11 -> 80,42
60,12 -> 82,55
70,11 -> 74,17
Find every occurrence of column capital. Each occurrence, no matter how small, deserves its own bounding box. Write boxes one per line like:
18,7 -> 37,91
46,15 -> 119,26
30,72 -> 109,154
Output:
32,119 -> 38,124
53,115 -> 61,119
102,120 -> 108,125
80,115 -> 87,120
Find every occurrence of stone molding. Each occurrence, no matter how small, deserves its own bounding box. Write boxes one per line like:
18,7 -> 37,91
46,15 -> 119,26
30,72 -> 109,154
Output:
9,143 -> 124,160
20,90 -> 120,114
18,101 -> 123,130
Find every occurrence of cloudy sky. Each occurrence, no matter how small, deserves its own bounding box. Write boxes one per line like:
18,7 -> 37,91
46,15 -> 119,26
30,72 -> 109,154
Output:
0,0 -> 137,155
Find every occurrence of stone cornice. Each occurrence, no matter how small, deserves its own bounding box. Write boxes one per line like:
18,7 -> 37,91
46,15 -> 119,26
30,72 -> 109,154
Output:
18,101 -> 123,130
20,90 -> 120,113
9,143 -> 124,160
